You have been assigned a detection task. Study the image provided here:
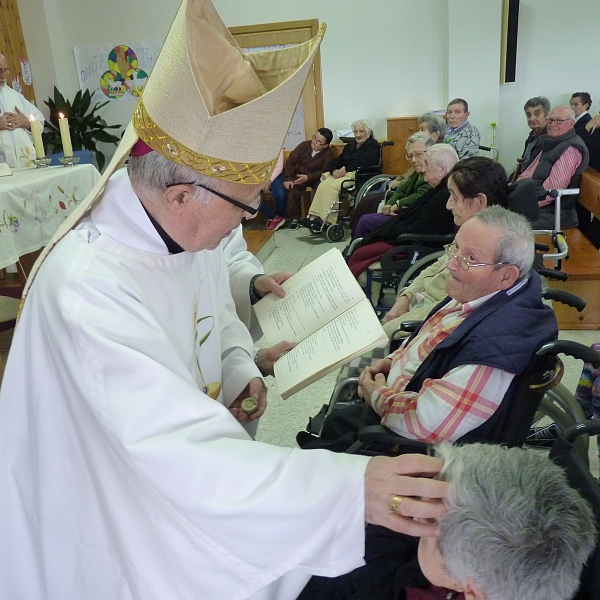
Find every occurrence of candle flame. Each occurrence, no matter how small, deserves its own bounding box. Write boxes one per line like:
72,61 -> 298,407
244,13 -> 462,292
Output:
29,114 -> 35,122
59,112 -> 64,119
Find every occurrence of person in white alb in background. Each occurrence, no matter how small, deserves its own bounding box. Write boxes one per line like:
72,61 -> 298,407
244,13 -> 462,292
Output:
0,53 -> 44,167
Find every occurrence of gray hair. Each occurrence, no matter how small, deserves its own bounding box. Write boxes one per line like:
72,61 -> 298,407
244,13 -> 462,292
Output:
425,143 -> 459,174
418,113 -> 449,140
405,131 -> 435,150
473,205 -> 534,278
128,152 -> 231,205
351,119 -> 372,136
523,96 -> 551,114
553,105 -> 576,120
436,443 -> 596,600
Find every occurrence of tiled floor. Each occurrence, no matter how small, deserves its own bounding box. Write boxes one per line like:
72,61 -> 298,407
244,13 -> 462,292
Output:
252,225 -> 600,476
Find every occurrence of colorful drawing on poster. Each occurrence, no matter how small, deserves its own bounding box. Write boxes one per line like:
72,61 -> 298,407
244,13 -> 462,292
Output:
20,59 -> 32,86
100,45 -> 149,99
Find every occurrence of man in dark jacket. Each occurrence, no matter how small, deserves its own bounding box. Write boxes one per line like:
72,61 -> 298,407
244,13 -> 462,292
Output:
264,128 -> 335,230
517,105 -> 589,228
298,206 -> 557,450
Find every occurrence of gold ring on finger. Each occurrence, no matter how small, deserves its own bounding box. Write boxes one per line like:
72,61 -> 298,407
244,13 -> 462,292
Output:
389,495 -> 404,514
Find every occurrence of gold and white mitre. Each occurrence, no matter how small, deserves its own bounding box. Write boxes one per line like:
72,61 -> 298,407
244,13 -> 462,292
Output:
22,0 -> 325,301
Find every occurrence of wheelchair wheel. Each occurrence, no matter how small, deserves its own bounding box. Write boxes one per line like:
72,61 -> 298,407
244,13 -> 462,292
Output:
353,174 -> 395,209
326,223 -> 345,242
525,383 -> 589,464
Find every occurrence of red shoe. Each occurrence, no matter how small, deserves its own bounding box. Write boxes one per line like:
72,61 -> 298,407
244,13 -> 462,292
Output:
266,216 -> 286,231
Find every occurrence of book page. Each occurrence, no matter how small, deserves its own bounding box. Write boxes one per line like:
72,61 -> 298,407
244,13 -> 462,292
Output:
273,298 -> 388,399
254,248 -> 366,346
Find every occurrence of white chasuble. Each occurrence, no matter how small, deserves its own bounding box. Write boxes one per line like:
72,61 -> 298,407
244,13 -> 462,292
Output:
0,85 -> 43,167
0,168 -> 369,599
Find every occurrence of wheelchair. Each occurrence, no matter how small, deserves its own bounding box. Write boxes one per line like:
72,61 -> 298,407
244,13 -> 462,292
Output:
300,337 -> 600,462
306,141 -> 395,243
549,419 -> 600,600
299,287 -> 598,460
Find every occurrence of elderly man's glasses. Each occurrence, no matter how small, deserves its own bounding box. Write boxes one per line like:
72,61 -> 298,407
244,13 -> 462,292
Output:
406,150 -> 427,160
546,117 -> 572,124
0,68 -> 9,75
311,135 -> 326,145
445,243 -> 509,271
166,181 -> 261,216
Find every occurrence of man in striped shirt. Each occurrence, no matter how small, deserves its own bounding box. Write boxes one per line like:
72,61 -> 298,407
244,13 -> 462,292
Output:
517,105 -> 589,229
303,206 -> 557,450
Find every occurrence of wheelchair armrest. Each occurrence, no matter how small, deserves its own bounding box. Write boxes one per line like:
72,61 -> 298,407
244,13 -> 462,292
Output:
394,233 -> 455,245
356,165 -> 382,175
399,320 -> 424,332
357,425 -> 430,452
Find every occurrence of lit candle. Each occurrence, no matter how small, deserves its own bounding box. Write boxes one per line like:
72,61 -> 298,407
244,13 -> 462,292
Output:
58,112 -> 73,157
29,115 -> 45,158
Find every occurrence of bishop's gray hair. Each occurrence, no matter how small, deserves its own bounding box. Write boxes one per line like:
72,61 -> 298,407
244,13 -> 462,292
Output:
435,443 -> 596,600
128,151 -> 230,205
473,205 -> 534,278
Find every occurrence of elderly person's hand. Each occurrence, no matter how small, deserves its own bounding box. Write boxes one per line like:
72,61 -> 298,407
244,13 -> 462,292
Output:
358,358 -> 392,402
365,454 -> 448,537
256,341 -> 296,377
283,180 -> 294,190
332,166 -> 347,179
229,377 -> 267,422
253,272 -> 292,300
6,107 -> 29,129
293,174 -> 309,186
586,114 -> 600,131
381,204 -> 393,216
0,113 -> 12,131
385,294 -> 411,322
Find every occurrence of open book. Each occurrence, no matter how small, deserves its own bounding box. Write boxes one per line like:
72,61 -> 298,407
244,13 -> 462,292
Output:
254,248 -> 387,399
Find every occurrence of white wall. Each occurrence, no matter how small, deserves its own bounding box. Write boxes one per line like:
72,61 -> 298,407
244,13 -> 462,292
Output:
498,0 -> 598,171
15,0 -> 600,173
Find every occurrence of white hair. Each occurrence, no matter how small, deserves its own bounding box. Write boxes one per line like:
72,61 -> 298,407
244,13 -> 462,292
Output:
436,443 -> 596,600
406,131 -> 435,150
351,119 -> 373,136
425,143 -> 459,173
474,205 -> 534,278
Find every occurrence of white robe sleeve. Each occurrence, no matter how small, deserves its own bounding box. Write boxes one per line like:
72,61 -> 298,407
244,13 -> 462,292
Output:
222,225 -> 264,341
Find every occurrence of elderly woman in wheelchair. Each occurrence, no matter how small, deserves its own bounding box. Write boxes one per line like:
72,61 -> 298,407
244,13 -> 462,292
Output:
299,442 -> 596,600
350,131 -> 435,239
346,144 -> 459,279
298,119 -> 380,229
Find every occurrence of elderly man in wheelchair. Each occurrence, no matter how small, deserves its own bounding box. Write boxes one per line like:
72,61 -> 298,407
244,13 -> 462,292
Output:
298,206 -> 558,451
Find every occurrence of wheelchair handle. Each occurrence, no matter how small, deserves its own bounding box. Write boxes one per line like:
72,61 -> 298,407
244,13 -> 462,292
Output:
536,340 -> 600,367
381,141 -> 395,147
535,242 -> 550,252
561,419 -> 600,442
541,288 -> 586,311
537,267 -> 568,281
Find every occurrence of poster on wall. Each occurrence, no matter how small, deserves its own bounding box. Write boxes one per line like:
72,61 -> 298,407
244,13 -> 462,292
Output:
74,40 -> 162,104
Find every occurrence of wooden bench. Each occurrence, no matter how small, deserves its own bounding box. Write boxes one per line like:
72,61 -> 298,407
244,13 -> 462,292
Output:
542,168 -> 600,329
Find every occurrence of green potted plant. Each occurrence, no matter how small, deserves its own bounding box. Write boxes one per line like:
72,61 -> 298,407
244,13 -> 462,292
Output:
42,86 -> 121,171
